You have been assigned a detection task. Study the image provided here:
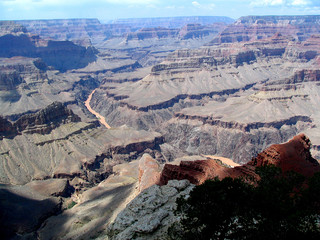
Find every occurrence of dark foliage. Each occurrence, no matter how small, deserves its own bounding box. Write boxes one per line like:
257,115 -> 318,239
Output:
171,165 -> 320,240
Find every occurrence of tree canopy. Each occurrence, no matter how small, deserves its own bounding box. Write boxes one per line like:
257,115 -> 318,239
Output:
170,165 -> 320,240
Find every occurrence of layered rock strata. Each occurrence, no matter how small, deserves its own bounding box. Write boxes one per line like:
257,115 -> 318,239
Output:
0,102 -> 163,185
0,21 -> 97,72
208,15 -> 320,45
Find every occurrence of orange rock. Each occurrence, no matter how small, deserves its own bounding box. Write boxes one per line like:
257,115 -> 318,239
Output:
159,134 -> 320,185
138,154 -> 161,191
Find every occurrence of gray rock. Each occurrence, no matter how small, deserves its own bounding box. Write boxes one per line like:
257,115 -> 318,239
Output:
107,180 -> 194,240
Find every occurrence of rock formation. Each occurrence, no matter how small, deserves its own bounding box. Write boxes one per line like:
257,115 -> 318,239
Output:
107,180 -> 194,240
249,133 -> 320,177
92,29 -> 320,162
0,21 -> 97,72
138,154 -> 161,192
14,102 -> 80,134
208,15 -> 320,45
160,134 -> 320,185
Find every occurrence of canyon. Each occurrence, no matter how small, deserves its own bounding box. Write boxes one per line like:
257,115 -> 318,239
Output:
0,15 -> 320,239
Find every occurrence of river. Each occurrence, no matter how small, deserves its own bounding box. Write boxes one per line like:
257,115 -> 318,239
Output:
84,89 -> 111,129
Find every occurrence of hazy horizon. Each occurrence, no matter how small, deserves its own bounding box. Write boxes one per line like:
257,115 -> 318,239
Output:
0,0 -> 319,22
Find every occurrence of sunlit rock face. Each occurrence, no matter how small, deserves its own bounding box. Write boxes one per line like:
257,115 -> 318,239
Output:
159,134 -> 320,185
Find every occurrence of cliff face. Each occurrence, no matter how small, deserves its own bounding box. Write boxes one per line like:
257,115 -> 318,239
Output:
0,33 -> 97,72
0,57 -> 47,97
125,23 -> 227,41
0,21 -> 27,36
14,102 -> 81,134
249,134 -> 320,177
0,102 -> 79,138
209,15 -> 320,45
160,134 -> 320,185
0,21 -> 97,72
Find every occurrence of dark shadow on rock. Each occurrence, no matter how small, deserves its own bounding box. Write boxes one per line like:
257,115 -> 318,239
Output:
0,188 -> 62,239
0,34 -> 97,72
38,183 -> 136,240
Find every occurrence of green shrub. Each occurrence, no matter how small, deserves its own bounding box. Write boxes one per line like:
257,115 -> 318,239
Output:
172,165 -> 320,240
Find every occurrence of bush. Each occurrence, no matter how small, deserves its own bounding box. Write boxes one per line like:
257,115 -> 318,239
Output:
172,165 -> 320,240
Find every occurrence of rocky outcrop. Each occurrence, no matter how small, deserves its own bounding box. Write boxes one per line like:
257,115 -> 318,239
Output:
179,23 -> 226,40
160,159 -> 229,185
14,102 -> 80,134
107,180 -> 194,240
125,23 -> 228,41
249,133 -> 320,177
138,154 -> 161,191
126,27 -> 179,41
159,134 -> 320,185
0,102 -> 81,137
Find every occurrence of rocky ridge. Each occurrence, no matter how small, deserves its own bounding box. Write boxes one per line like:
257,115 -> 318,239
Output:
160,134 -> 320,185
107,180 -> 194,240
208,15 -> 320,45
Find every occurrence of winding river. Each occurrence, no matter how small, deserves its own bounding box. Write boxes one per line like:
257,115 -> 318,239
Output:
84,89 -> 111,129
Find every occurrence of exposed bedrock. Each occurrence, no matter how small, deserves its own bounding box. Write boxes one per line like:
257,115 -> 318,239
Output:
0,102 -> 80,138
14,102 -> 81,134
160,134 -> 320,185
16,18 -> 110,46
0,57 -> 47,91
0,33 -> 97,72
107,180 -> 194,240
0,116 -> 17,139
250,133 -> 320,176
162,119 -> 308,164
0,90 -> 167,185
208,15 -> 320,45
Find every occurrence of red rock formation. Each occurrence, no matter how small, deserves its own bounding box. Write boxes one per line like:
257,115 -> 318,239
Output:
249,133 -> 320,177
160,134 -> 320,185
160,159 -> 231,185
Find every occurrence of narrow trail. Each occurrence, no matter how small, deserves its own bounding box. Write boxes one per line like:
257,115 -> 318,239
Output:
84,89 -> 111,129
